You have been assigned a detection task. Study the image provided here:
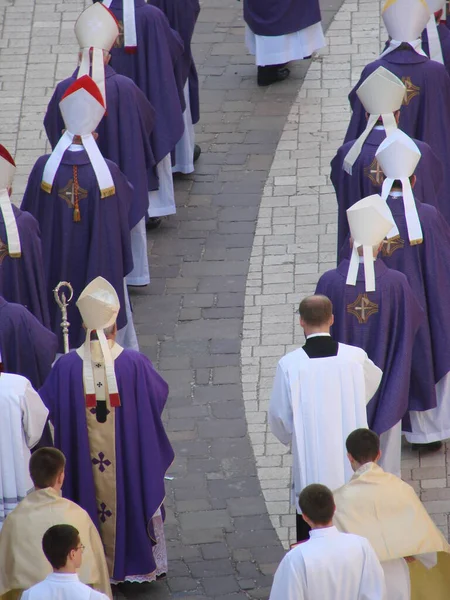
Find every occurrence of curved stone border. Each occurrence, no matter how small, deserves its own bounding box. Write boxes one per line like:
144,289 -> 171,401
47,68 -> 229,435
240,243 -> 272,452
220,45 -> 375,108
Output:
242,0 -> 385,549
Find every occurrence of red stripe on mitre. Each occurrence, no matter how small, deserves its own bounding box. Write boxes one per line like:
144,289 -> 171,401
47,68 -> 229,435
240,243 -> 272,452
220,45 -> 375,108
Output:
61,75 -> 105,108
125,46 -> 137,54
99,2 -> 120,27
109,392 -> 121,407
436,9 -> 444,19
0,145 -> 15,167
85,393 -> 97,408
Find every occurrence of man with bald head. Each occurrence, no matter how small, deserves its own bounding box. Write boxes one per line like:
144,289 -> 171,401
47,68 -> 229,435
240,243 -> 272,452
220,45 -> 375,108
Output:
269,295 -> 382,543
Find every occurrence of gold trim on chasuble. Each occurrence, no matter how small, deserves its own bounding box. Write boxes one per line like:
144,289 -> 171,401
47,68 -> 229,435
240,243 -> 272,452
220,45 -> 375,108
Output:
381,236 -> 405,257
58,169 -> 88,222
347,293 -> 379,324
401,77 -> 420,107
0,239 -> 10,264
364,157 -> 385,187
85,349 -> 117,577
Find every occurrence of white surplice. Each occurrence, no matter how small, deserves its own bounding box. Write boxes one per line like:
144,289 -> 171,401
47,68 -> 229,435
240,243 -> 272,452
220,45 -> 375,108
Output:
269,342 -> 382,510
269,526 -> 386,600
21,573 -> 109,600
405,372 -> 450,443
0,373 -> 48,530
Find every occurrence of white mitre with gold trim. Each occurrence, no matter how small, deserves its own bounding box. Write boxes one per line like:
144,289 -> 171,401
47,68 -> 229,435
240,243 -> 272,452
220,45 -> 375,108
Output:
346,195 -> 395,292
376,129 -> 422,245
343,67 -> 405,174
75,2 -> 119,106
76,276 -> 121,409
0,145 -> 20,258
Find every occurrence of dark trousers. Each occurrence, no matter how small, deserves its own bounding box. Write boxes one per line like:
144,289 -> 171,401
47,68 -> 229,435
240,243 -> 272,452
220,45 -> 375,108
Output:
296,513 -> 311,542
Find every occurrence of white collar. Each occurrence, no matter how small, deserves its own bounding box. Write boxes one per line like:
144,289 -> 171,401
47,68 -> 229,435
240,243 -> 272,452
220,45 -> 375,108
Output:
390,191 -> 403,198
47,573 -> 80,583
68,144 -> 85,152
373,125 -> 385,131
354,462 -> 376,477
306,333 -> 331,339
309,526 -> 339,539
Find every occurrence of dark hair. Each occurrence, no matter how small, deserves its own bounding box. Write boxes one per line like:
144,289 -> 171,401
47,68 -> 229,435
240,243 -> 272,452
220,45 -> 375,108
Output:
346,428 -> 380,463
42,525 -> 80,569
299,484 -> 335,525
29,448 -> 66,489
299,295 -> 332,327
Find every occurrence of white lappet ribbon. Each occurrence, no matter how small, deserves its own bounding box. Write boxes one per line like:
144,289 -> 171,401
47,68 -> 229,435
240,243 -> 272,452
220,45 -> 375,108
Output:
426,15 -> 444,64
381,178 -> 422,244
78,47 -> 107,107
103,0 -> 137,51
0,188 -> 21,257
83,329 -> 121,408
343,112 -> 397,174
379,38 -> 428,59
41,131 -> 115,198
346,244 -> 377,292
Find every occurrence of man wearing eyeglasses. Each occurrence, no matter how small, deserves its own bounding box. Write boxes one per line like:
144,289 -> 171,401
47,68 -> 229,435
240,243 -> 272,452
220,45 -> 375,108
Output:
21,524 -> 109,600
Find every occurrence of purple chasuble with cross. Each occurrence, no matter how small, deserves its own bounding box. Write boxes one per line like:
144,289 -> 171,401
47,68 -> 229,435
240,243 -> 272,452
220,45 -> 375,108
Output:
331,128 -> 444,251
39,348 -> 174,581
244,0 -> 321,36
344,48 -> 450,196
148,0 -> 200,125
0,205 -> 51,328
44,65 -> 157,210
20,150 -> 133,353
0,297 -> 57,389
107,0 -> 185,163
422,23 -> 450,77
339,195 -> 450,424
316,260 -> 423,435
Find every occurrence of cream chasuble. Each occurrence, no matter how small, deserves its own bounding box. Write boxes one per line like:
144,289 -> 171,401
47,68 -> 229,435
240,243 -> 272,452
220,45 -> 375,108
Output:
333,462 -> 450,599
76,340 -> 123,577
269,343 -> 381,511
0,488 -> 111,600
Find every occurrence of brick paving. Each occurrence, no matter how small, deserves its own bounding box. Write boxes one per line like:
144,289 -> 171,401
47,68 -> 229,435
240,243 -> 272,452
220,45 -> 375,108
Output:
244,0 -> 450,552
5,0 -> 447,597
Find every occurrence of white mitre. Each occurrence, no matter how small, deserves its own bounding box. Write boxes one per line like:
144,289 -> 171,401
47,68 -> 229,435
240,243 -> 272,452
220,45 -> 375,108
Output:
381,0 -> 431,57
346,195 -> 395,292
41,75 -> 115,204
75,2 -> 119,106
77,276 -> 121,408
102,0 -> 137,53
425,0 -> 446,63
0,145 -> 20,258
343,67 -> 405,174
376,129 -> 422,245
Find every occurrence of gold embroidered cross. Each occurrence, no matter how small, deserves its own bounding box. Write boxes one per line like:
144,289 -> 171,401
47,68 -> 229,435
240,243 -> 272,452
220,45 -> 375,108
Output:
382,236 -> 405,257
347,293 -> 379,324
401,76 -> 420,106
0,239 -> 9,265
364,157 -> 385,187
58,179 -> 88,210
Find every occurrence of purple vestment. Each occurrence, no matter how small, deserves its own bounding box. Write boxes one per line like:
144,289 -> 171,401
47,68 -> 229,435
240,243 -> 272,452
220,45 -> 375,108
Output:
107,0 -> 185,163
148,0 -> 200,125
40,348 -> 174,581
316,260 -> 423,434
344,47 -> 450,176
44,65 -> 157,212
0,205 -> 50,328
422,23 -> 450,76
20,150 -> 133,353
331,128 -> 444,250
244,0 -> 321,36
340,195 -> 450,421
0,297 -> 57,389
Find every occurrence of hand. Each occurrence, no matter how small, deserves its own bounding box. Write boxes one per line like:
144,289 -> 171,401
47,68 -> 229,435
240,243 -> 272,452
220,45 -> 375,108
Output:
404,556 -> 416,564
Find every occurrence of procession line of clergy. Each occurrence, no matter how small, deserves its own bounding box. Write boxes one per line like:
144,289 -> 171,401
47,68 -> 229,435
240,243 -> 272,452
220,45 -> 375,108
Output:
268,0 -> 450,598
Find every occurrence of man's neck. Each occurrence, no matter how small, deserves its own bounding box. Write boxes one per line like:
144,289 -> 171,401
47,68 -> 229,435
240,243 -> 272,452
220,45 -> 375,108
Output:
310,522 -> 333,530
53,567 -> 76,575
304,329 -> 330,337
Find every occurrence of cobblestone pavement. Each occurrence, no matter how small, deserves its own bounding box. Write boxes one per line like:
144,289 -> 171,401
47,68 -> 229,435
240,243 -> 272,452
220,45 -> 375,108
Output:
243,0 -> 450,551
7,0 -> 448,598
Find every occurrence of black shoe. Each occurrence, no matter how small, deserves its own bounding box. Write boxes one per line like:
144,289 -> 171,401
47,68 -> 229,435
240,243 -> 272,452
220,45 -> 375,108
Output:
257,65 -> 290,87
193,144 -> 201,163
411,441 -> 443,452
146,217 -> 162,230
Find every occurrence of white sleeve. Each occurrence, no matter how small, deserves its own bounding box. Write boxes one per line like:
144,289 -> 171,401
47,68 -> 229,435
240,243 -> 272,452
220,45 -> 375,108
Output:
359,539 -> 387,600
269,552 -> 306,600
21,591 -> 30,599
362,354 -> 383,405
268,363 -> 293,446
21,381 -> 49,449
